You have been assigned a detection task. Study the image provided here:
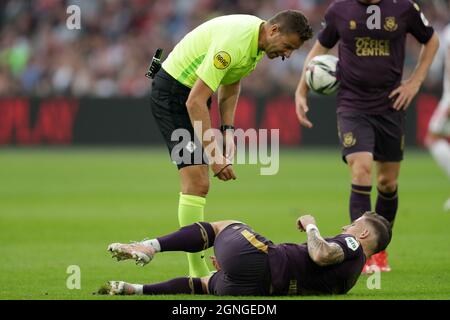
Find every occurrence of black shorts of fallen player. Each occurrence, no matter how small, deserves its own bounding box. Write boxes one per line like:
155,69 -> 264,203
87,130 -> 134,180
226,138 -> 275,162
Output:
208,223 -> 273,296
150,68 -> 212,169
337,111 -> 406,163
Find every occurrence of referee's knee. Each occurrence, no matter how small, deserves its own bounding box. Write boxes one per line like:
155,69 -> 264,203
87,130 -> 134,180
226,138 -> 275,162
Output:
182,177 -> 210,197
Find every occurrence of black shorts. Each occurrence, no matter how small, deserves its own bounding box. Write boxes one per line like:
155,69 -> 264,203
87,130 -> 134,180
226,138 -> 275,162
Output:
208,223 -> 273,296
337,111 -> 406,163
150,68 -> 211,169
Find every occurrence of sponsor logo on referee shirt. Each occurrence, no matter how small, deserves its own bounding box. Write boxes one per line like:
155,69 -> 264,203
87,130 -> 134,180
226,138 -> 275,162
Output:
214,51 -> 231,70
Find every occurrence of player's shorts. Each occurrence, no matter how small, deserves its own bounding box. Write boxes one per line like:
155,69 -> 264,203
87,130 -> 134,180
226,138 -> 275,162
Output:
337,111 -> 406,163
150,68 -> 211,169
428,98 -> 450,137
208,223 -> 273,296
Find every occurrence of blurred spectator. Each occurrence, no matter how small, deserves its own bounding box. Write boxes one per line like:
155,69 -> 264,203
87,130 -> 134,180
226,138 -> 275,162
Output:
0,0 -> 448,98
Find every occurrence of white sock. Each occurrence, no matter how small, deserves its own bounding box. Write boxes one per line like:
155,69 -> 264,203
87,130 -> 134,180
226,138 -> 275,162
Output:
131,284 -> 143,295
141,239 -> 161,252
429,140 -> 450,178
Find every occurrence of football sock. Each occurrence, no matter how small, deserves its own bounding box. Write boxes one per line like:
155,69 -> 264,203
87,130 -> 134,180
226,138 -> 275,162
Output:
143,277 -> 205,295
141,238 -> 161,252
157,222 -> 215,252
429,139 -> 450,178
131,284 -> 143,295
375,187 -> 398,223
350,184 -> 372,222
178,193 -> 210,277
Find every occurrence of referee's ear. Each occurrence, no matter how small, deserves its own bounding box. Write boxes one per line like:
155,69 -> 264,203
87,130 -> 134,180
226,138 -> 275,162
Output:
269,23 -> 280,36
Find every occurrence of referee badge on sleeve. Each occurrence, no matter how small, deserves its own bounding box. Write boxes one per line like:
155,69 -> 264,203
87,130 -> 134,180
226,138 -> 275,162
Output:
213,51 -> 231,70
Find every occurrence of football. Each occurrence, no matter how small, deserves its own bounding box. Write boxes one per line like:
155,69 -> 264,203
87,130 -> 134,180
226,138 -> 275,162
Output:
305,54 -> 339,95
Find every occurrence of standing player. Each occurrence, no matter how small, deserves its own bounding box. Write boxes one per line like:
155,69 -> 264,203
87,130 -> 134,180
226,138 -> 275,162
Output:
150,11 -> 313,277
102,212 -> 391,296
294,0 -> 439,272
425,23 -> 450,211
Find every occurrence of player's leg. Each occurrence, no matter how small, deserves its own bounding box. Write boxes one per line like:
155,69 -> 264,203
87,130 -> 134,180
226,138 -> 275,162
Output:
425,100 -> 450,210
346,152 -> 374,221
337,113 -> 377,273
98,276 -> 211,296
372,112 -> 405,226
426,133 -> 450,178
108,221 -> 216,264
370,112 -> 405,272
107,220 -> 240,265
337,113 -> 376,222
103,221 -> 241,295
375,161 -> 400,225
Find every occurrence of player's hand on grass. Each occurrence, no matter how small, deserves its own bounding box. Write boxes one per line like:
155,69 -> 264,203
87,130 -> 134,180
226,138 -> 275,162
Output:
389,79 -> 421,111
295,94 -> 313,128
297,215 -> 317,232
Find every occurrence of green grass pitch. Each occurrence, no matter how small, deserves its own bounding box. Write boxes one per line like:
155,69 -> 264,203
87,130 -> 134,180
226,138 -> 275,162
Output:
0,148 -> 449,300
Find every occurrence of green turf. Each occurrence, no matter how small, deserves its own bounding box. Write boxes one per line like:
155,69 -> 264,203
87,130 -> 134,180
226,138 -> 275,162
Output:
0,147 -> 449,300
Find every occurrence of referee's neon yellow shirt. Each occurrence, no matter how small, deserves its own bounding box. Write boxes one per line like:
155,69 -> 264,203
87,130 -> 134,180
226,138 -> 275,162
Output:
162,15 -> 265,92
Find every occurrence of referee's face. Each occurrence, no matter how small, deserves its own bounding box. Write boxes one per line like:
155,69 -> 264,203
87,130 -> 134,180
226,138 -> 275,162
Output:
265,26 -> 302,60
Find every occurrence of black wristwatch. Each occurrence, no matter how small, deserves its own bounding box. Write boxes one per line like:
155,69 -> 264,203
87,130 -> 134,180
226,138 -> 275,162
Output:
220,125 -> 235,132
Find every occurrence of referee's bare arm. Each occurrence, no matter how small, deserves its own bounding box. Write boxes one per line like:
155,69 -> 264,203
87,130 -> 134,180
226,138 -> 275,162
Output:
186,78 -> 236,181
218,81 -> 240,160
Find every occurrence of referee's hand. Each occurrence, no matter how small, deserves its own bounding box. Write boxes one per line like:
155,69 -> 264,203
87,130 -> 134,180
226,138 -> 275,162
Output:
295,94 -> 313,128
212,158 -> 236,181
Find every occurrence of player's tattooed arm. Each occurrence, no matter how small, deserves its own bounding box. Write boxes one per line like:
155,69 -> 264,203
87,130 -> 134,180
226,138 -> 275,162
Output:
297,215 -> 345,266
306,228 -> 345,267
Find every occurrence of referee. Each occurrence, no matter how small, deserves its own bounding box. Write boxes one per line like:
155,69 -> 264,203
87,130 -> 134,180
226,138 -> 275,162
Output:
150,10 -> 313,277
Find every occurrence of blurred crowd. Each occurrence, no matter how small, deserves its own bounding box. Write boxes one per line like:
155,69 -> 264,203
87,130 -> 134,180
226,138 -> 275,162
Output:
0,0 -> 449,98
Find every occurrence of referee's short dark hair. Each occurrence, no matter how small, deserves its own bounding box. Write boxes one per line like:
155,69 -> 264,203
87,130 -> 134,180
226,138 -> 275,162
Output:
362,211 -> 393,253
268,10 -> 313,42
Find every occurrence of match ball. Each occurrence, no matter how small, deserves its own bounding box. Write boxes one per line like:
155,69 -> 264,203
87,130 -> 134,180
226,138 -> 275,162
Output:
305,55 -> 339,95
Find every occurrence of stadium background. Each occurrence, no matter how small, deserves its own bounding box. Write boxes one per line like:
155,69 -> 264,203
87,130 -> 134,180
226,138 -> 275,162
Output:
0,0 -> 449,300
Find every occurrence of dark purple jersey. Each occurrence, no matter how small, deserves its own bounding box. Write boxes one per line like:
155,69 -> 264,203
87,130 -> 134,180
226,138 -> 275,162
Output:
318,0 -> 434,114
268,234 -> 365,295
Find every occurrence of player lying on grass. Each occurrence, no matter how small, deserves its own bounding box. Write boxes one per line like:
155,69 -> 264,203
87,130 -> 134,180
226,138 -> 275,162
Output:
99,212 -> 391,296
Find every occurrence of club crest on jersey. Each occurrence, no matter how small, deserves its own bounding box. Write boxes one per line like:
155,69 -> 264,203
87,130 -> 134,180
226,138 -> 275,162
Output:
214,51 -> 231,70
343,132 -> 356,148
384,17 -> 398,32
349,20 -> 357,30
345,237 -> 360,251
